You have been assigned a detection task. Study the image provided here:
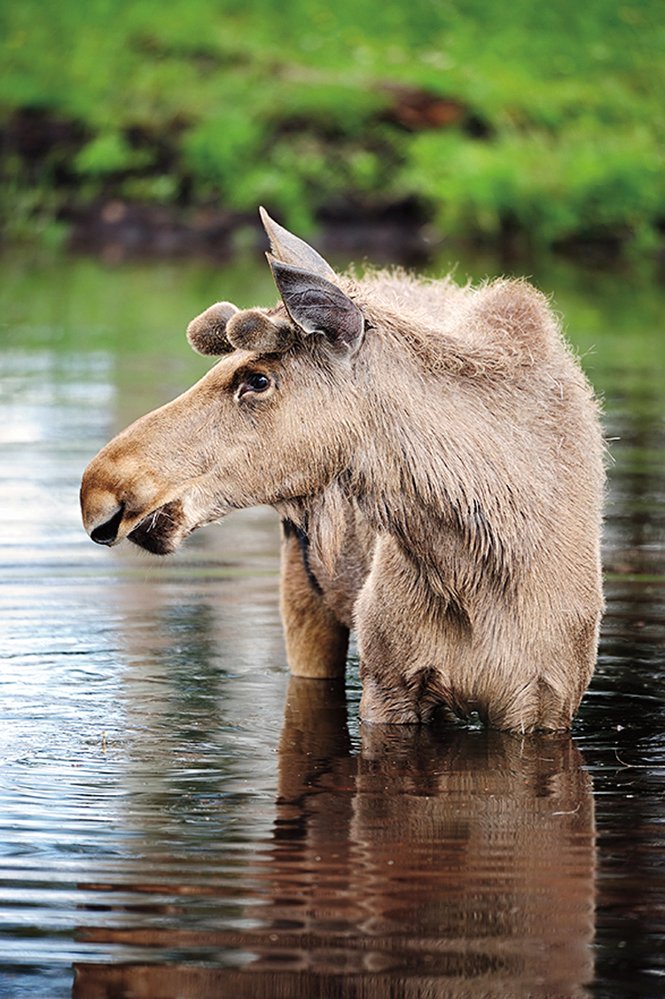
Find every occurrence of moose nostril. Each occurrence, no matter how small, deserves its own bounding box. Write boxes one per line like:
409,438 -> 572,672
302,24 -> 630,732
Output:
90,504 -> 125,546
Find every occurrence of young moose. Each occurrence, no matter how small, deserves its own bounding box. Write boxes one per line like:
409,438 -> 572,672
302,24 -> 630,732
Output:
81,209 -> 604,732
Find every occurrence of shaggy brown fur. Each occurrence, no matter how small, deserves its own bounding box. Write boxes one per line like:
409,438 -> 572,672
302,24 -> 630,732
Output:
80,209 -> 604,732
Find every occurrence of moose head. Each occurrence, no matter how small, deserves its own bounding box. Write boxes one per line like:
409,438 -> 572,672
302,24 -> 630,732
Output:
80,209 -> 367,556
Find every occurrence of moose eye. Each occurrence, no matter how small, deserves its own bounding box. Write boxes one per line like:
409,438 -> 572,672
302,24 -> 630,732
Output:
237,372 -> 272,399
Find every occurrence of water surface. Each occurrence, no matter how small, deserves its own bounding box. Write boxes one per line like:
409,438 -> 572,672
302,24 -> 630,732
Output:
0,251 -> 663,998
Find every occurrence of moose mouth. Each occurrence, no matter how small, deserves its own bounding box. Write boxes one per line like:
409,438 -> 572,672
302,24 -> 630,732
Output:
128,499 -> 188,555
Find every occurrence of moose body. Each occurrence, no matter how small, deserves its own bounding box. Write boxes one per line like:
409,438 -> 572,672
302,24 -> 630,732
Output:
81,209 -> 604,732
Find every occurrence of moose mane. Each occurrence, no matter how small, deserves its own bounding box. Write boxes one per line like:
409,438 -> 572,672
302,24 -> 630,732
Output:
346,268 -> 561,380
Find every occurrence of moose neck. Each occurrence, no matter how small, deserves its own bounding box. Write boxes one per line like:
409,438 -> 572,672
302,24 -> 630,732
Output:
345,323 -> 542,587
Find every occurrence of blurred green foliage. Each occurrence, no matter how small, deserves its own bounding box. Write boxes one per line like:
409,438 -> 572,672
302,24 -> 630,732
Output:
0,0 -> 663,251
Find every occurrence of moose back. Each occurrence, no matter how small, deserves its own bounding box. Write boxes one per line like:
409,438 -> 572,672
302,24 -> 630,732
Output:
80,209 -> 604,732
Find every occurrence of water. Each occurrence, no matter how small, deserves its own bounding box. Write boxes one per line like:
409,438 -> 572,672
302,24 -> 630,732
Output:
0,251 -> 663,998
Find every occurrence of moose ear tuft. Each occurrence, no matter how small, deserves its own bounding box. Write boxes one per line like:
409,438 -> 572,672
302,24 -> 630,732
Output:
226,309 -> 296,353
186,302 -> 238,356
268,258 -> 364,354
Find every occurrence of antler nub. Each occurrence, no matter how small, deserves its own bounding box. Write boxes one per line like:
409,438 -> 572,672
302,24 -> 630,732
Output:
226,310 -> 295,353
186,301 -> 239,356
186,301 -> 295,356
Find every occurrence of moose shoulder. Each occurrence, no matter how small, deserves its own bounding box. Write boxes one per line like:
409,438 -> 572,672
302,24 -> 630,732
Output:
80,208 -> 604,733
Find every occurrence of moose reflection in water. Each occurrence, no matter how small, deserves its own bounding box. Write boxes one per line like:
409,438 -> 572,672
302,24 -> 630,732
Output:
74,677 -> 596,998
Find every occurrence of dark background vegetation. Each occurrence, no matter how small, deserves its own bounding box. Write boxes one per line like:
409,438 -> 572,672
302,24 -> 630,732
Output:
1,0 -> 663,260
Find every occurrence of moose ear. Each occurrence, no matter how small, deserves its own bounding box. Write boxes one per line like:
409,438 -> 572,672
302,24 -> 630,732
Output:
186,301 -> 238,355
269,258 -> 364,354
259,207 -> 336,279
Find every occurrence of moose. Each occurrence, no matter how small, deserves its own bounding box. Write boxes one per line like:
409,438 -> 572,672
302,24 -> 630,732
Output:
80,208 -> 604,732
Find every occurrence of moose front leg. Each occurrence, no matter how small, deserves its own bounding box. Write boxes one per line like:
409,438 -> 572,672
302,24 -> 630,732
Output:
354,538 -> 463,724
280,521 -> 349,679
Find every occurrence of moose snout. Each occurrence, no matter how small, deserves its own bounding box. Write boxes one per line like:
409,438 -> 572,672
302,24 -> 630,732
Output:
80,445 -> 185,551
80,455 -> 132,546
80,474 -> 128,545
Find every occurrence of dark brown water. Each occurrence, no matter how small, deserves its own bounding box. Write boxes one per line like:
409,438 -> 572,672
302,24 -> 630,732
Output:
0,252 -> 663,998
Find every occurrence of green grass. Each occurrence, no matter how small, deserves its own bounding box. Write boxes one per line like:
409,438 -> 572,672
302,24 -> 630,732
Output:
1,0 -> 663,252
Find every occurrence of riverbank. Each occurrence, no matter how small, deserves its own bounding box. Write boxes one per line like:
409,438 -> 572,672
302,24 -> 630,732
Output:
1,0 -> 663,260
